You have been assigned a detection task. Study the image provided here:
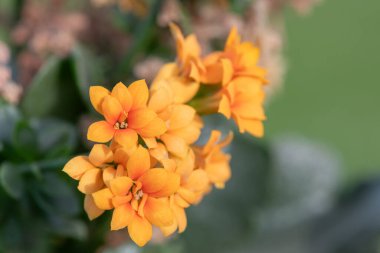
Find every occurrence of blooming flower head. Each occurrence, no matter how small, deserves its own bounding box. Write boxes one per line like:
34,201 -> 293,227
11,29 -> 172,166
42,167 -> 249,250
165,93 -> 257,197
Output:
148,82 -> 203,157
194,130 -> 233,189
88,80 -> 166,147
151,23 -> 205,103
90,145 -> 180,246
197,28 -> 268,137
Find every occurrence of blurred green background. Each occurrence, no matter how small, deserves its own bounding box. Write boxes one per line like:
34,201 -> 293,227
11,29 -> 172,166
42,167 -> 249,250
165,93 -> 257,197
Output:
267,0 -> 380,184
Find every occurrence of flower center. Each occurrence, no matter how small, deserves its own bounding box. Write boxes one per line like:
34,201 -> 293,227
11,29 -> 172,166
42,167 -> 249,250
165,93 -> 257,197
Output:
114,121 -> 128,130
134,189 -> 143,201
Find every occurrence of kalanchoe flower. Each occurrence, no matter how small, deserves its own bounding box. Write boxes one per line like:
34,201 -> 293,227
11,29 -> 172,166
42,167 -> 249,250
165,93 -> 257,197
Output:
151,23 -> 205,104
91,145 -> 180,246
87,80 -> 166,147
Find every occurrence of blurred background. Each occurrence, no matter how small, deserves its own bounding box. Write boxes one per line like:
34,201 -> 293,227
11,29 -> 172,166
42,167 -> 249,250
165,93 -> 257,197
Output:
0,0 -> 379,252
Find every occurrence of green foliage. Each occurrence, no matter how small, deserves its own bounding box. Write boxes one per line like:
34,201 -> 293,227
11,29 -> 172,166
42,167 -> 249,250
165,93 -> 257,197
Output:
0,104 -> 87,253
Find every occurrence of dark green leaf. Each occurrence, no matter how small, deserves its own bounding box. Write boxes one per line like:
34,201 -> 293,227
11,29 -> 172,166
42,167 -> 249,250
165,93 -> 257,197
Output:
12,119 -> 39,161
20,56 -> 87,122
0,162 -> 24,199
31,118 -> 77,159
0,104 -> 21,143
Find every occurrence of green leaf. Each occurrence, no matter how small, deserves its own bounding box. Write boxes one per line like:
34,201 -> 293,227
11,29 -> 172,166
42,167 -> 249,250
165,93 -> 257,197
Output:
0,104 -> 21,143
12,119 -> 39,161
20,56 -> 87,122
0,162 -> 24,199
70,45 -> 105,110
31,118 -> 77,159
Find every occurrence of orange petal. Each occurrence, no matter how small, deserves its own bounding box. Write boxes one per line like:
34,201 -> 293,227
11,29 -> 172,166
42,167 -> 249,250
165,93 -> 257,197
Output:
84,194 -> 104,220
92,188 -> 114,210
111,82 -> 132,112
102,95 -> 123,124
234,115 -> 264,137
221,58 -> 234,86
218,94 -> 231,119
111,203 -> 135,230
114,129 -> 138,148
205,159 -> 231,188
128,80 -> 149,110
87,121 -> 115,143
168,122 -> 201,145
127,145 -> 150,180
112,194 -> 132,207
128,216 -> 152,247
161,134 -> 188,158
78,168 -> 104,194
202,130 -> 221,154
137,117 -> 167,138
144,197 -> 174,227
150,172 -> 180,198
142,137 -> 157,149
103,166 -> 116,188
168,78 -> 200,104
89,86 -> 110,114
110,176 -> 133,196
63,156 -> 95,180
148,84 -> 173,113
128,109 -> 157,129
167,104 -> 195,130
160,219 -> 178,237
225,26 -> 240,50
183,169 -> 209,192
89,144 -> 113,167
173,204 -> 187,233
138,169 -> 168,194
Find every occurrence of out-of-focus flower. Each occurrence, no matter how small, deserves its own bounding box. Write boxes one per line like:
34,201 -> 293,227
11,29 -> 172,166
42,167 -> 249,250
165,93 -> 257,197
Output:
92,0 -> 148,16
87,81 -> 166,147
0,41 -> 22,104
134,57 -> 165,83
157,0 -> 181,27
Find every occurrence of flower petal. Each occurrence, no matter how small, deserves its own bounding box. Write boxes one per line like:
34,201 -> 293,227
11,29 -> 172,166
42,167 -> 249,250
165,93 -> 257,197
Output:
127,145 -> 150,180
63,156 -> 95,180
150,172 -> 180,198
102,95 -> 123,124
138,168 -> 168,194
87,121 -> 115,143
218,94 -> 231,119
167,104 -> 195,130
183,169 -> 209,192
221,58 -> 234,86
78,168 -> 104,194
128,216 -> 152,247
160,133 -> 187,158
137,117 -> 167,138
173,204 -> 187,233
114,129 -> 138,148
144,197 -> 174,227
111,203 -> 135,230
90,86 -> 110,114
110,176 -> 133,196
92,188 -> 114,210
128,108 -> 157,129
89,144 -> 113,167
128,80 -> 149,110
103,166 -> 116,188
111,82 -> 133,112
84,194 -> 104,220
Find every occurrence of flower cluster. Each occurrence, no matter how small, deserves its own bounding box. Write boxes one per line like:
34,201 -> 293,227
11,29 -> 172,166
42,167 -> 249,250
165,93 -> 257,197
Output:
63,24 -> 266,246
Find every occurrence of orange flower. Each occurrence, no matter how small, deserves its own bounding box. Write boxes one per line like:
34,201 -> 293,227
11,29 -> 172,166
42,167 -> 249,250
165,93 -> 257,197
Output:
150,24 -> 205,103
91,146 -> 180,246
148,82 -> 203,157
87,80 -> 166,147
198,28 -> 267,137
63,144 -> 114,219
194,130 -> 233,189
